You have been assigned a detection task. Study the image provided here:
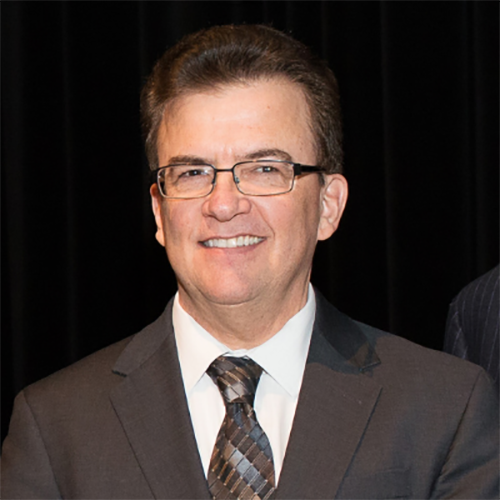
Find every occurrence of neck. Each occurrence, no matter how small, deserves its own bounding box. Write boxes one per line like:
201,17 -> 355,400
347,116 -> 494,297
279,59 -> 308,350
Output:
177,283 -> 310,350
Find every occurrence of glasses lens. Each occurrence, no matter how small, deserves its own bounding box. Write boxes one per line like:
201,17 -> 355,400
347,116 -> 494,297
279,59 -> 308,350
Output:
159,165 -> 214,198
235,161 -> 294,195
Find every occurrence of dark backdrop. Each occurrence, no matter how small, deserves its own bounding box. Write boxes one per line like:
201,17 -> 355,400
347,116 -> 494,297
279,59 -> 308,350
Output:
2,1 -> 498,443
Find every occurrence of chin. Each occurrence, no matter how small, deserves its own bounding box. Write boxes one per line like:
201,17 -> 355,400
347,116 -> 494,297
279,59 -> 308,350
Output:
197,277 -> 263,307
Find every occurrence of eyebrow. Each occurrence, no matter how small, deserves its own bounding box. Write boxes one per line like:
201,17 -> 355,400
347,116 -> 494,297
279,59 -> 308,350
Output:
166,155 -> 207,165
241,149 -> 293,162
165,149 -> 293,166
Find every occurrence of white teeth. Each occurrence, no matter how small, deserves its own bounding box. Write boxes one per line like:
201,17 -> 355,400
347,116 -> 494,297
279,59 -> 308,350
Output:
203,236 -> 264,248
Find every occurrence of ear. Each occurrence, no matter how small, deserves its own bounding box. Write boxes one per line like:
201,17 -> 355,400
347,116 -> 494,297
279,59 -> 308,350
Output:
150,184 -> 166,247
317,174 -> 348,241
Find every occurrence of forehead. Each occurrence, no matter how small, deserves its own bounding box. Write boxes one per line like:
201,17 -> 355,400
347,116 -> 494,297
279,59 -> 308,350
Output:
156,79 -> 316,164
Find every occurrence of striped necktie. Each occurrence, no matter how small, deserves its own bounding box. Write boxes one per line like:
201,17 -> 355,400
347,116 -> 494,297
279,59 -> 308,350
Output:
207,356 -> 276,500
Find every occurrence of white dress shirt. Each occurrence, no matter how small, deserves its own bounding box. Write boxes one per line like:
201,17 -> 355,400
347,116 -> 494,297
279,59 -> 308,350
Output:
172,284 -> 315,484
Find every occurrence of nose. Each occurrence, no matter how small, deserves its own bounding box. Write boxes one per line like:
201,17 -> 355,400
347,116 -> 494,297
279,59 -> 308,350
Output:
202,170 -> 251,221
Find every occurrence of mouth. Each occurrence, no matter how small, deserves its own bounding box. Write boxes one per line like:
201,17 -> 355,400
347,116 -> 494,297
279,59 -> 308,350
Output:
202,235 -> 265,248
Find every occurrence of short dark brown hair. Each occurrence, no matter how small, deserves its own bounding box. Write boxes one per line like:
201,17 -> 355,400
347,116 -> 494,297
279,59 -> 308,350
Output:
141,24 -> 343,174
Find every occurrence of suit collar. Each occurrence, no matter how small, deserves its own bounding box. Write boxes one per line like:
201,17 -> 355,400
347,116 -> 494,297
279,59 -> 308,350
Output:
111,302 -> 174,377
311,289 -> 381,372
276,290 -> 382,499
110,300 -> 211,500
112,289 -> 378,376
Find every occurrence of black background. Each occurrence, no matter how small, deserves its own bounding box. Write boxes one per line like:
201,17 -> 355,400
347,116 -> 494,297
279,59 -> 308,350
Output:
2,1 -> 498,443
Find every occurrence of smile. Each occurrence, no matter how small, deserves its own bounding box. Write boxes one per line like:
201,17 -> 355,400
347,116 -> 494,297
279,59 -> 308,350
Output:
202,236 -> 264,248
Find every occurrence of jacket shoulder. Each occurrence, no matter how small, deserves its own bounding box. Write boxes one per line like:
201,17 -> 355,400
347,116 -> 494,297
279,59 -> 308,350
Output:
22,335 -> 134,407
22,303 -> 173,408
355,320 -> 494,392
452,264 -> 499,308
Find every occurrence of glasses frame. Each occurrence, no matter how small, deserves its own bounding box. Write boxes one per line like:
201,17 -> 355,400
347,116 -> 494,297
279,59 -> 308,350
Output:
152,159 -> 325,199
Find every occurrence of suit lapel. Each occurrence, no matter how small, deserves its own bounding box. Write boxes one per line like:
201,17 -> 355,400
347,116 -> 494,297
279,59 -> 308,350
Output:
276,292 -> 382,499
107,292 -> 382,499
109,301 -> 211,500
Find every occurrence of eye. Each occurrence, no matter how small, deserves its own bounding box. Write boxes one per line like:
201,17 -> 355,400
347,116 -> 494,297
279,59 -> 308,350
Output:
180,169 -> 207,177
171,165 -> 212,183
251,162 -> 284,174
258,165 -> 279,173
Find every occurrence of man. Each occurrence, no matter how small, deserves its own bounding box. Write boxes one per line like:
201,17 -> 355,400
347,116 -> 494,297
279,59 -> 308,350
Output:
1,25 -> 498,500
444,265 -> 499,390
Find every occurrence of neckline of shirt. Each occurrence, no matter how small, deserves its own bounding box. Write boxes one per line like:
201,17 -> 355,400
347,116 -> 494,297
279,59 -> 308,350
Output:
173,285 -> 316,399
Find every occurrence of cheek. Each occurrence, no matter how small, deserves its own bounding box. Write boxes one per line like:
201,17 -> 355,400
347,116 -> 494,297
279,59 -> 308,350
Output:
268,198 -> 320,253
162,203 -> 191,236
291,186 -> 322,228
160,205 -> 189,254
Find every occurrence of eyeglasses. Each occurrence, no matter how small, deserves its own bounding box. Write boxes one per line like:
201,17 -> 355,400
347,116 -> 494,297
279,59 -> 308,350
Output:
153,160 -> 325,199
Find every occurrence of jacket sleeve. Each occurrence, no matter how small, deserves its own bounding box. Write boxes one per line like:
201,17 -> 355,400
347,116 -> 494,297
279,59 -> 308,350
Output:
1,391 -> 62,500
431,369 -> 499,499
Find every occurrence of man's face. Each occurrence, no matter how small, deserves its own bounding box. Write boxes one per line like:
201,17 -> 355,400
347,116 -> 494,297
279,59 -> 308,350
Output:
151,79 -> 347,314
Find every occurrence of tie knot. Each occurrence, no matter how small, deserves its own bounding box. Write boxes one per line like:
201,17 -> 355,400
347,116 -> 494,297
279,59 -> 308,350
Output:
207,356 -> 263,406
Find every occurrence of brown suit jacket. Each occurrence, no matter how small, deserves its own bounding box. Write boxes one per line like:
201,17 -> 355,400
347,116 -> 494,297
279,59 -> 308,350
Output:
1,292 -> 498,499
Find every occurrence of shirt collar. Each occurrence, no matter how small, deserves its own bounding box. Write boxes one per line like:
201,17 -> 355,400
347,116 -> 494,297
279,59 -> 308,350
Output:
173,285 -> 315,398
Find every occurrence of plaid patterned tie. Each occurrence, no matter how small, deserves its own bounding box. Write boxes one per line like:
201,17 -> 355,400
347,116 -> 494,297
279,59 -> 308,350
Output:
207,356 -> 276,500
